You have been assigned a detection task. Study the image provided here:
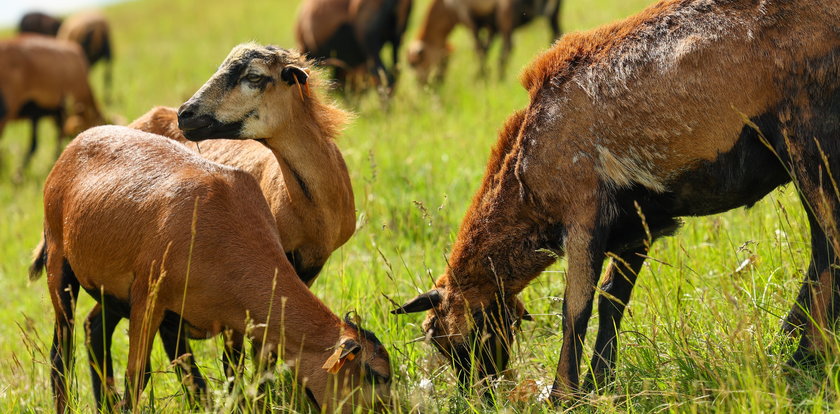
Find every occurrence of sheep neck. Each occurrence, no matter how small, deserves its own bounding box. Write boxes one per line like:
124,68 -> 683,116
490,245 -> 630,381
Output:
238,266 -> 343,373
263,115 -> 352,218
418,0 -> 459,47
443,160 -> 557,298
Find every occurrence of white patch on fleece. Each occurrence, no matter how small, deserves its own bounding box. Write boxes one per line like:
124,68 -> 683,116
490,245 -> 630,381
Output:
595,145 -> 666,192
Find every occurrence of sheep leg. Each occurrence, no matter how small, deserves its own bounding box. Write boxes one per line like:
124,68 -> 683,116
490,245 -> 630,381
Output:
85,303 -> 121,411
583,247 -> 647,391
787,197 -> 840,366
53,110 -> 66,160
121,289 -> 165,411
360,22 -> 393,94
495,0 -> 515,80
549,0 -> 562,39
550,217 -> 607,401
390,26 -> 402,76
779,99 -> 840,365
221,331 -> 245,392
23,115 -> 39,169
158,319 -> 207,405
251,341 -> 278,398
782,263 -> 817,335
433,54 -> 450,85
47,258 -> 80,414
466,21 -> 488,78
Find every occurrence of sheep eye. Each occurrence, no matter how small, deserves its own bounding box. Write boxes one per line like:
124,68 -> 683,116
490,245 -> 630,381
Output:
244,74 -> 264,84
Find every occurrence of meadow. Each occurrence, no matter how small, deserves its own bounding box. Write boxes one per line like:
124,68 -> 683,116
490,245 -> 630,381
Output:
1,0 -> 838,412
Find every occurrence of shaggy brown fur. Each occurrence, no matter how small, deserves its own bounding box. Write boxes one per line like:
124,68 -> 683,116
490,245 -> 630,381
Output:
408,0 -> 562,84
396,0 -> 840,400
39,126 -> 390,413
0,34 -> 104,167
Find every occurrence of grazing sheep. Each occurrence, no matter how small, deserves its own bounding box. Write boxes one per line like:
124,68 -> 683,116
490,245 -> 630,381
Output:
80,44 -> 357,406
0,34 -> 104,167
394,0 -> 840,401
295,0 -> 413,94
408,0 -> 563,84
37,125 -> 391,413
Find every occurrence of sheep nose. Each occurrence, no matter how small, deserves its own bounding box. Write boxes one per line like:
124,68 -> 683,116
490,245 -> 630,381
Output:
177,103 -> 209,131
177,102 -> 196,121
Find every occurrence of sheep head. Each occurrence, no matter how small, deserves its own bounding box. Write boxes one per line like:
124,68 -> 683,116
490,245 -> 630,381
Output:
305,313 -> 391,412
393,280 -> 530,388
177,43 -> 312,142
407,40 -> 451,86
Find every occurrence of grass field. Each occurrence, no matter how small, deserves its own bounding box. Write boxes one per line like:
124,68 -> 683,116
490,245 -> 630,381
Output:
1,0 -> 839,412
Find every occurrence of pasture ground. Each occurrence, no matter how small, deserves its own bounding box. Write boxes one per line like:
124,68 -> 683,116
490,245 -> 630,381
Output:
1,0 -> 838,412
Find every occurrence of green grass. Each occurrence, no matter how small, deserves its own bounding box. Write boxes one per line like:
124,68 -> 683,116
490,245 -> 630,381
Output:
1,0 -> 838,412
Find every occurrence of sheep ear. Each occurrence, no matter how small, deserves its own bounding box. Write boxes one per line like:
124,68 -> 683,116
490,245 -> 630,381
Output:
521,310 -> 533,321
391,289 -> 442,314
281,65 -> 309,86
321,339 -> 362,374
511,295 -> 533,321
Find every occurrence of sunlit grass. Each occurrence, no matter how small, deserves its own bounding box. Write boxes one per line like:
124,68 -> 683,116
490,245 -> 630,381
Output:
1,0 -> 838,412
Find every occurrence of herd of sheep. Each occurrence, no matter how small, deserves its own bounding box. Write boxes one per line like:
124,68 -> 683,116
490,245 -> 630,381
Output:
3,0 -> 840,413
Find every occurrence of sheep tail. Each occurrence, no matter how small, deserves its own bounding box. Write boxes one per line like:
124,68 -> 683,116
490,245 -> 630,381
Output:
29,236 -> 47,281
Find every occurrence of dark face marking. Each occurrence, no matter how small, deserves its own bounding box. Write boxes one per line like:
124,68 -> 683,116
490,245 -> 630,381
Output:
223,49 -> 278,90
426,299 -> 517,389
344,315 -> 385,348
363,363 -> 392,385
343,315 -> 391,384
180,117 -> 244,142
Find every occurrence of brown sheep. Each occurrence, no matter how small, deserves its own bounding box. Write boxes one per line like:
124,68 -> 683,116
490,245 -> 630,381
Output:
407,0 -> 563,84
295,0 -> 412,93
176,44 -> 357,272
38,125 -> 391,413
395,0 -> 840,401
76,44 -> 357,406
57,10 -> 113,103
0,34 -> 104,167
131,104 -> 354,282
18,12 -> 62,36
